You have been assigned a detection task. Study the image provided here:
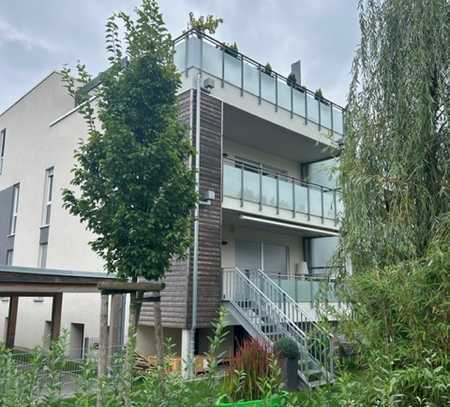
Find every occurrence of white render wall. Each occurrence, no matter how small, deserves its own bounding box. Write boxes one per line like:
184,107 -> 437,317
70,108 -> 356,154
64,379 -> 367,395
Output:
0,72 -> 105,350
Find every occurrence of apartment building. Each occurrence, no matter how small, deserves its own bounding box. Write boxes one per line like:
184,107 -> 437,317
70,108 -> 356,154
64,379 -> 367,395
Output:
0,29 -> 343,386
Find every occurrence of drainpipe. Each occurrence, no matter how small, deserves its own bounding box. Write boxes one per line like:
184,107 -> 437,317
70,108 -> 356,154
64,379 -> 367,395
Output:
190,71 -> 202,374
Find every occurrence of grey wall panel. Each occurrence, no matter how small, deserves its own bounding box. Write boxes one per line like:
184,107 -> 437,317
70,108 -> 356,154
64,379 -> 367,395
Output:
0,185 -> 14,264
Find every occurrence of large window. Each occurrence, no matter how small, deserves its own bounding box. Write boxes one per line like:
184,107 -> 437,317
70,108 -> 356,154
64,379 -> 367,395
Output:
41,167 -> 54,226
308,236 -> 338,276
235,240 -> 288,276
0,128 -> 5,174
10,184 -> 19,235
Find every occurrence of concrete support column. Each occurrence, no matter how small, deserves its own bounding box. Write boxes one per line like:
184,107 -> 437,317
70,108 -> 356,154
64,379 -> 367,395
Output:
50,293 -> 63,343
181,328 -> 192,378
5,295 -> 18,348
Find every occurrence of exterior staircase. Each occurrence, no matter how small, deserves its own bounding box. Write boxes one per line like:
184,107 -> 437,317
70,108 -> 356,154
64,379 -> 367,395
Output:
222,267 -> 334,388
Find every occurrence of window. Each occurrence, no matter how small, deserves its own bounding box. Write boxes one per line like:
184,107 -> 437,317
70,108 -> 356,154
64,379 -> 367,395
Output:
41,168 -> 54,226
10,184 -> 19,235
38,243 -> 48,268
0,128 -> 5,174
5,249 -> 13,265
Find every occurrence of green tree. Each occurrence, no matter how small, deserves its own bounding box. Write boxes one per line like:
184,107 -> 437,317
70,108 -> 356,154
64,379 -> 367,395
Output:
340,0 -> 449,272
187,12 -> 223,34
328,1 -> 450,404
61,0 -> 197,331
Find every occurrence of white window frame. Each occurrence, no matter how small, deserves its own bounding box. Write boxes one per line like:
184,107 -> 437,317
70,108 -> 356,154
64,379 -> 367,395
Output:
41,167 -> 54,227
9,184 -> 20,235
0,128 -> 6,174
5,249 -> 13,265
38,243 -> 48,268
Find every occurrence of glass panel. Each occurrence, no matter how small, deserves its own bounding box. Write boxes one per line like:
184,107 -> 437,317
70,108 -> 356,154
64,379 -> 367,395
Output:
296,280 -> 312,302
277,80 -> 291,111
202,41 -> 222,78
309,187 -> 322,217
236,240 -> 261,271
323,190 -> 335,219
333,106 -> 344,135
264,244 -> 288,276
261,72 -> 276,104
224,53 -> 241,87
306,93 -> 319,124
295,183 -> 308,214
186,37 -> 201,68
223,164 -> 241,199
261,174 -> 277,206
320,101 -> 332,129
280,280 -> 297,299
336,192 -> 343,216
243,169 -> 259,203
310,236 -> 338,271
279,178 -> 293,210
293,88 -> 306,118
243,62 -> 259,96
174,40 -> 186,72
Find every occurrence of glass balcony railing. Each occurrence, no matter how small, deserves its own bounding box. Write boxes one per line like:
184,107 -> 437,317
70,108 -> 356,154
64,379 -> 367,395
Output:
223,157 -> 342,224
174,29 -> 345,139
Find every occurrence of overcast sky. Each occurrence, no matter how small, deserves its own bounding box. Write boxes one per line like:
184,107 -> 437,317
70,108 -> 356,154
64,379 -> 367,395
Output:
0,1 -> 359,112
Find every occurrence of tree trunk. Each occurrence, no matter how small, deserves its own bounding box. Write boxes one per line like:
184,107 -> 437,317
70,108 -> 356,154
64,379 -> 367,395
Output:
153,296 -> 164,366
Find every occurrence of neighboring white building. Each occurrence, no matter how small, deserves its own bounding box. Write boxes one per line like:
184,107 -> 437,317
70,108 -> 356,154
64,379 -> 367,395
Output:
0,29 -> 343,386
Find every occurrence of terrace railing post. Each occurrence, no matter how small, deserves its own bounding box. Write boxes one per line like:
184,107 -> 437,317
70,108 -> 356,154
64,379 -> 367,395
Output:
330,102 -> 334,138
259,166 -> 263,211
292,179 -> 296,218
240,164 -> 244,207
240,57 -> 244,96
333,189 -> 338,226
304,90 -> 308,125
276,175 -> 280,214
221,47 -> 225,88
275,76 -> 278,112
290,85 -> 294,119
318,98 -> 321,131
258,68 -> 262,104
306,185 -> 311,221
321,188 -> 324,224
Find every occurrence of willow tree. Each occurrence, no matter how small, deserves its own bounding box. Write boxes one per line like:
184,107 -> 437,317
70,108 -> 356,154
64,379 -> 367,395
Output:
61,0 -> 197,346
340,0 -> 449,272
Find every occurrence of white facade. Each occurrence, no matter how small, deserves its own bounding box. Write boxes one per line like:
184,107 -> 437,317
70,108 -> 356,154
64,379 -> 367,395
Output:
0,34 -> 342,358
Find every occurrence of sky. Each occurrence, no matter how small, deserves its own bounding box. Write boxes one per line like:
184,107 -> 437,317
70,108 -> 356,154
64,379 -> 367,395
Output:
0,1 -> 360,112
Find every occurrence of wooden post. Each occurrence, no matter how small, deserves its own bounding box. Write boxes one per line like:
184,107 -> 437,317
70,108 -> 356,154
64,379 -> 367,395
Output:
98,294 -> 109,377
97,293 -> 109,407
5,296 -> 18,348
108,294 -> 124,365
50,293 -> 63,343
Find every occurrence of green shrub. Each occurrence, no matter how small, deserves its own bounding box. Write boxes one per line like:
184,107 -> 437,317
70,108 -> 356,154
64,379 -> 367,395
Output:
274,337 -> 299,360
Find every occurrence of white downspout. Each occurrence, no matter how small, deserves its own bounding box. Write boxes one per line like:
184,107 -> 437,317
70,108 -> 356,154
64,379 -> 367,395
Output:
190,71 -> 201,374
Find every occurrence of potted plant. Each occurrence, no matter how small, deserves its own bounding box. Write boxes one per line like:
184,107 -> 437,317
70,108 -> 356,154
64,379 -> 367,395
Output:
274,338 -> 299,390
287,72 -> 297,87
314,88 -> 330,106
224,42 -> 240,59
217,338 -> 286,406
262,63 -> 273,77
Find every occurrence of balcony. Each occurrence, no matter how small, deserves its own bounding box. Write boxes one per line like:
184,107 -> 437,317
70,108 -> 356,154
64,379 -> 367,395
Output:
174,29 -> 345,141
223,157 -> 342,229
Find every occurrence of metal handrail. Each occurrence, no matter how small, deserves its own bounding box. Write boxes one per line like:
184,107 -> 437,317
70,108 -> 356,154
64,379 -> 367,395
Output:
223,156 -> 339,194
222,267 -> 334,385
173,29 -> 345,137
173,29 -> 345,112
